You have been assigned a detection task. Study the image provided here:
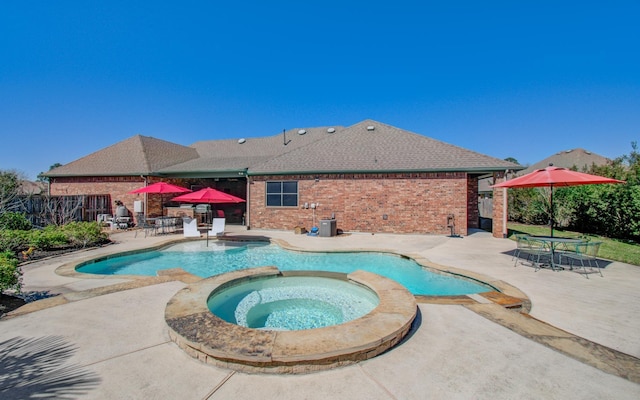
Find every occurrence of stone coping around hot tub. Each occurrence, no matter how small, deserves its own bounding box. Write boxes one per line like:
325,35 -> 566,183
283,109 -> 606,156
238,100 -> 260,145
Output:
165,266 -> 417,374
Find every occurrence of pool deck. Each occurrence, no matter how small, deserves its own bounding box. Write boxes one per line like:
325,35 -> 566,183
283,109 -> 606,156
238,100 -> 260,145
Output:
2,226 -> 640,399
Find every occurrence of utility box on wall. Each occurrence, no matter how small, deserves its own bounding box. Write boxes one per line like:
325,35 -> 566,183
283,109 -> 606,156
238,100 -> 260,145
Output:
134,200 -> 144,213
319,219 -> 337,237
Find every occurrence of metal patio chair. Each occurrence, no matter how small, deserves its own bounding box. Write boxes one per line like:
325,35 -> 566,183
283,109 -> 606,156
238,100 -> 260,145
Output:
134,215 -> 157,238
563,241 -> 603,278
512,234 -> 532,267
525,238 -> 553,271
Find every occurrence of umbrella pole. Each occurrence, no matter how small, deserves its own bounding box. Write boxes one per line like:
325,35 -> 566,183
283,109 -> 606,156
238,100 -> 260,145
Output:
161,194 -> 165,234
549,186 -> 554,237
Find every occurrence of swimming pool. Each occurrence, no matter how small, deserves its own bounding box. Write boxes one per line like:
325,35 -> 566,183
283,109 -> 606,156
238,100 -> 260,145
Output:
77,241 -> 492,296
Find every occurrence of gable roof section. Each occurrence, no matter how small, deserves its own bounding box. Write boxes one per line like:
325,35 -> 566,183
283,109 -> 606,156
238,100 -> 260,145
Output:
478,148 -> 610,193
517,148 -> 610,175
46,135 -> 199,177
248,120 -> 521,175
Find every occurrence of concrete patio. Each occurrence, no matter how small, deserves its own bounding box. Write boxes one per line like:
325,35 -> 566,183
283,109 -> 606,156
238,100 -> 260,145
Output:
1,226 -> 639,399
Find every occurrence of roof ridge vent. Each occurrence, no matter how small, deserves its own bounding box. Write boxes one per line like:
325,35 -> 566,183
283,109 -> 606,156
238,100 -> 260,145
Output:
238,138 -> 246,144
367,125 -> 375,131
298,129 -> 307,135
327,127 -> 336,133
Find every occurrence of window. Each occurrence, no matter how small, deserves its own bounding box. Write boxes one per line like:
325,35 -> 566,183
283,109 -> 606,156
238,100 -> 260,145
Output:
266,181 -> 298,207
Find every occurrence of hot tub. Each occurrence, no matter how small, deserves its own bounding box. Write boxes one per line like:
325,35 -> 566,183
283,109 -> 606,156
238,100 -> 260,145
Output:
165,267 -> 417,374
208,275 -> 379,331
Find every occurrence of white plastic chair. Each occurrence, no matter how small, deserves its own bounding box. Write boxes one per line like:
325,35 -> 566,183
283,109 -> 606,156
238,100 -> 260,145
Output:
209,218 -> 225,236
182,217 -> 200,238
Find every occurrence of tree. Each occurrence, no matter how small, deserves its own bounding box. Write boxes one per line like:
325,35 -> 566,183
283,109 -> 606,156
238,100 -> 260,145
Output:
504,157 -> 520,165
0,170 -> 21,213
37,163 -> 63,183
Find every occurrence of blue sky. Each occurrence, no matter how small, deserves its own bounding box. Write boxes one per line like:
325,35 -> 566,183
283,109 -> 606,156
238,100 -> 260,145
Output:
1,1 -> 638,180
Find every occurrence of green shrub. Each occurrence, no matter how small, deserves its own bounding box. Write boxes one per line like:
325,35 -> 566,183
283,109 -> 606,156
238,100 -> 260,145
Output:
28,226 -> 69,250
0,250 -> 21,292
0,229 -> 31,253
61,222 -> 108,248
0,212 -> 32,231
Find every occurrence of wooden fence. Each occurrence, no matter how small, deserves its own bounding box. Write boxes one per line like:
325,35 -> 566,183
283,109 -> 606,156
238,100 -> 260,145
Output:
13,194 -> 111,226
478,198 -> 493,218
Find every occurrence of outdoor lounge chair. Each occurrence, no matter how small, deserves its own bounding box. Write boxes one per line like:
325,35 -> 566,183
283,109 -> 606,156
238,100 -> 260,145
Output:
563,241 -> 603,278
209,218 -> 225,237
182,217 -> 200,238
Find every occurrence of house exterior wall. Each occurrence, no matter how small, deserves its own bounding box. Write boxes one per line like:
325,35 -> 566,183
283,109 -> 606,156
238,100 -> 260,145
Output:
49,176 -> 198,220
491,171 -> 508,238
249,173 -> 470,235
49,176 -> 145,217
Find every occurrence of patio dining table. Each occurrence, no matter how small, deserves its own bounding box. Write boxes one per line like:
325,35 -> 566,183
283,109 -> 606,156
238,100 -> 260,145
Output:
530,235 -> 585,271
147,216 -> 179,234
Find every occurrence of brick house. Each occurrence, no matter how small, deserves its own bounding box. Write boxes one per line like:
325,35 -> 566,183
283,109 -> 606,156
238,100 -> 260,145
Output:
46,120 -> 521,237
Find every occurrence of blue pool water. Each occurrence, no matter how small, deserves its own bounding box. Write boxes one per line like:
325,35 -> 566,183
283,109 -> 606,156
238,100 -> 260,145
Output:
77,241 -> 492,296
208,276 -> 380,330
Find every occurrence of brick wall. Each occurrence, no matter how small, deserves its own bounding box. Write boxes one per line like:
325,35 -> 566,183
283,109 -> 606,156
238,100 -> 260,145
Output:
491,171 -> 507,238
249,173 -> 471,235
48,176 -> 224,221
467,175 -> 479,229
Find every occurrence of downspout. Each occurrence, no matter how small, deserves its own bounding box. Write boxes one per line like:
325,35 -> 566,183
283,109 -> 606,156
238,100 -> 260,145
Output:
141,175 -> 148,216
502,169 -> 508,238
245,171 -> 250,229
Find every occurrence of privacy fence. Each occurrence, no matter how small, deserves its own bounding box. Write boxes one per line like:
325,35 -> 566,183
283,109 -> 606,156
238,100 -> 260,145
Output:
10,194 -> 111,227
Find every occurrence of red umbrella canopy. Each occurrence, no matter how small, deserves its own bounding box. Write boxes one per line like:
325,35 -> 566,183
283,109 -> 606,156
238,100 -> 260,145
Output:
492,166 -> 624,236
128,182 -> 192,194
492,166 -> 624,189
171,187 -> 245,203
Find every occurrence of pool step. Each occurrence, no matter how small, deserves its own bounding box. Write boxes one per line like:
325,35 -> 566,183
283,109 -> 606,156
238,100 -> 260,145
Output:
478,291 -> 527,310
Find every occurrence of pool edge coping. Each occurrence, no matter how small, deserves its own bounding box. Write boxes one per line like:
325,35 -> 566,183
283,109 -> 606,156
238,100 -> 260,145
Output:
53,235 -> 530,311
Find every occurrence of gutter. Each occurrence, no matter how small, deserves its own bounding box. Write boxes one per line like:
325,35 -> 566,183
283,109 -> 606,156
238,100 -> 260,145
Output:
246,166 -> 525,176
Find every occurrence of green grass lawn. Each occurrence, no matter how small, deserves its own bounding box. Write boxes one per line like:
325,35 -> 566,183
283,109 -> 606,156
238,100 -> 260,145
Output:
507,222 -> 640,266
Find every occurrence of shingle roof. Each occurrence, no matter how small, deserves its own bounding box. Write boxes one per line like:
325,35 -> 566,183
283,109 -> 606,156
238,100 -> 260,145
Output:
158,126 -> 342,174
45,135 -> 199,176
249,120 -> 521,174
45,120 -> 522,178
517,148 -> 610,175
478,148 -> 610,193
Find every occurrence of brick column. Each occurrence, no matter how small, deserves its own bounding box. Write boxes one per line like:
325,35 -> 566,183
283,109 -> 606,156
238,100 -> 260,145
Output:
492,171 -> 508,238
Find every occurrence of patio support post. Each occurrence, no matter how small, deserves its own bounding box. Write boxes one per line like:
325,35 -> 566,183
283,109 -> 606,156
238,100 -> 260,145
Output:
245,175 -> 251,228
503,187 -> 507,238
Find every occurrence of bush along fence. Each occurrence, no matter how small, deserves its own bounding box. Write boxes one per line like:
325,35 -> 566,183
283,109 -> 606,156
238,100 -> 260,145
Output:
0,212 -> 110,294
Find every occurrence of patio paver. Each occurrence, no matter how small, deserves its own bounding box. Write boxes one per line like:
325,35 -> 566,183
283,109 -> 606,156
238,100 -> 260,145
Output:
1,227 -> 639,399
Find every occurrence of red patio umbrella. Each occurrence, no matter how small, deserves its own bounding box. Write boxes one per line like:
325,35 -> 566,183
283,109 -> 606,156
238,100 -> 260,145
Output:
171,187 -> 245,204
492,166 -> 624,236
128,182 -> 191,216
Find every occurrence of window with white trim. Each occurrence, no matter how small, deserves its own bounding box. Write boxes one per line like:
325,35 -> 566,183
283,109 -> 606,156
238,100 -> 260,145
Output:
266,181 -> 298,207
